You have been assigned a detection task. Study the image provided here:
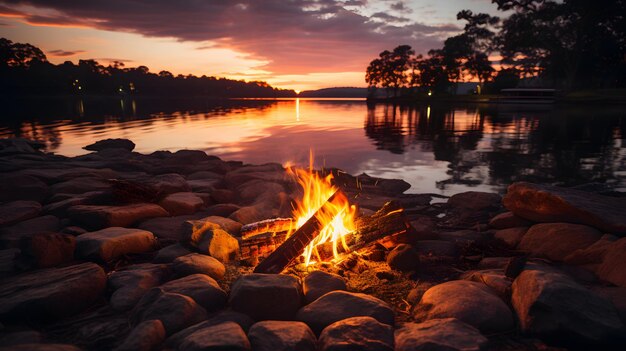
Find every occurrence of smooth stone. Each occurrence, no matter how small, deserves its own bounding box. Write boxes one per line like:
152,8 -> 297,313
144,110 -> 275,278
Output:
229,205 -> 275,225
76,227 -> 157,262
489,211 -> 532,229
145,173 -> 190,195
296,290 -> 394,335
131,288 -> 207,335
512,268 -> 624,345
172,253 -> 226,280
503,182 -> 626,234
178,321 -> 251,351
477,257 -> 511,269
248,320 -> 316,351
160,274 -> 227,312
386,244 -> 420,272
565,233 -> 618,266
462,270 -> 512,297
303,271 -> 347,304
183,219 -> 239,262
153,243 -> 192,263
395,318 -> 488,351
187,179 -> 221,193
166,310 -> 254,348
205,203 -> 241,217
596,237 -> 626,287
21,232 -> 76,268
210,189 -> 235,203
0,330 -> 44,346
412,280 -> 514,333
0,262 -> 106,321
68,203 -> 169,230
113,319 -> 165,351
187,171 -> 223,180
0,174 -> 49,203
319,316 -> 394,351
84,138 -> 135,151
0,215 -> 61,248
159,192 -> 204,216
198,215 -> 243,236
518,223 -> 602,261
0,345 -> 82,351
591,286 -> 626,323
0,200 -> 41,227
414,240 -> 459,258
229,273 -> 302,321
109,263 -> 169,310
137,214 -> 201,241
50,177 -> 110,194
494,226 -> 528,248
447,192 -> 501,211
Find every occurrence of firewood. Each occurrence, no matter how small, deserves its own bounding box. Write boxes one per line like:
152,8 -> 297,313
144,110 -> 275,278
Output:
253,190 -> 347,274
240,218 -> 294,239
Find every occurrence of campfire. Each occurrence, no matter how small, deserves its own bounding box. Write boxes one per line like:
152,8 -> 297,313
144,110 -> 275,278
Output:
240,153 -> 412,274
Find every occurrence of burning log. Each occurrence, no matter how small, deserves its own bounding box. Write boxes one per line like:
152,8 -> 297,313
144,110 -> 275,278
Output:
253,190 -> 347,274
240,218 -> 294,239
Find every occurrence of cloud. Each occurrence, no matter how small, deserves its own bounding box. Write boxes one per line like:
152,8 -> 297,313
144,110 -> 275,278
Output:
0,0 -> 459,74
47,49 -> 86,57
371,12 -> 410,22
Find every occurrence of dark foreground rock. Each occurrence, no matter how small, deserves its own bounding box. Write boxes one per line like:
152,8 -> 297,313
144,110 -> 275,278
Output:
84,138 -> 136,152
131,288 -> 207,335
76,227 -> 157,262
178,321 -> 251,351
503,182 -> 626,235
318,316 -> 394,351
395,318 -> 488,351
229,273 -> 302,321
596,237 -> 626,287
172,253 -> 226,280
0,262 -> 106,321
248,321 -> 316,351
0,200 -> 41,226
68,203 -> 169,230
518,223 -> 602,261
113,319 -> 166,351
303,271 -> 347,304
160,274 -> 227,312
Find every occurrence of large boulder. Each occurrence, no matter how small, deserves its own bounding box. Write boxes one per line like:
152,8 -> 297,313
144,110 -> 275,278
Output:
50,177 -> 111,194
113,319 -> 165,351
159,192 -> 204,216
68,203 -> 169,230
159,274 -> 227,312
182,220 -> 239,262
153,243 -> 193,263
144,174 -> 190,196
596,237 -> 626,287
318,316 -> 394,351
0,174 -> 49,203
503,182 -> 626,235
518,223 -> 602,262
303,271 -> 347,304
0,262 -> 106,321
489,211 -> 532,229
20,232 -> 76,268
248,321 -> 316,351
178,321 -> 251,351
493,227 -> 528,248
462,270 -> 512,297
166,310 -> 254,348
229,274 -> 302,321
386,244 -> 420,272
395,318 -> 488,351
0,200 -> 41,227
172,253 -> 226,281
564,234 -> 618,267
412,280 -> 514,333
131,288 -> 207,335
108,263 -> 169,310
296,291 -> 394,335
76,227 -> 157,262
511,267 -> 624,345
84,138 -> 135,151
0,215 -> 60,248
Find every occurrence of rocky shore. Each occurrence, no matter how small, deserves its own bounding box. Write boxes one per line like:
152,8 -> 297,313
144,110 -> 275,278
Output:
1,137 -> 625,351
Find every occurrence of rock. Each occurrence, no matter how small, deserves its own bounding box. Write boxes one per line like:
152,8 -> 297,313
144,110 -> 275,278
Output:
0,262 -> 106,321
51,177 -> 111,194
0,345 -> 82,351
386,244 -> 420,272
43,191 -> 107,217
512,268 -> 624,345
187,179 -> 221,193
166,310 -> 254,348
132,288 -> 207,335
210,189 -> 235,203
230,273 -> 302,321
489,211 -> 532,229
84,138 -> 135,151
412,280 -> 514,333
319,316 -> 394,351
0,174 -> 49,203
0,248 -> 20,276
303,271 -> 347,304
296,290 -> 394,335
448,192 -> 501,211
68,203 -> 169,230
596,237 -> 626,287
0,215 -> 60,248
0,330 -> 44,346
591,286 -> 626,323
183,220 -> 239,262
518,223 -> 602,262
395,318 -> 488,351
153,243 -> 192,263
172,253 -> 226,280
160,274 -> 227,312
462,270 -> 512,297
408,216 -> 439,241
109,263 -> 168,310
248,320 -> 316,351
137,214 -> 200,241
172,149 -> 216,163
178,321 -> 251,351
414,240 -> 459,259
21,232 -> 76,268
197,215 -> 243,236
503,182 -> 626,235
114,319 -> 165,351
187,171 -> 223,180
438,230 -> 488,247
494,227 -> 528,248
565,233 -> 618,266
229,205 -> 273,225
0,200 -> 41,227
76,227 -> 157,262
159,192 -> 204,216
206,203 -> 241,217
477,257 -> 511,269
144,174 -> 190,195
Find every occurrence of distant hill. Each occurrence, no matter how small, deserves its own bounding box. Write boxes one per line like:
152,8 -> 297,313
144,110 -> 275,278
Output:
298,87 -> 368,98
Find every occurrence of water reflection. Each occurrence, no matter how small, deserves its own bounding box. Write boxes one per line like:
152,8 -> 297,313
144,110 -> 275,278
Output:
0,97 -> 624,195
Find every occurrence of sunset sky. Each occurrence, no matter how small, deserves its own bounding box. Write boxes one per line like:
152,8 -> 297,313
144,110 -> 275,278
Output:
0,0 -> 499,91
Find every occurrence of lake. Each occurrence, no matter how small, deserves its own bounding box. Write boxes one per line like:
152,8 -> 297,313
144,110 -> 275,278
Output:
1,97 -> 625,196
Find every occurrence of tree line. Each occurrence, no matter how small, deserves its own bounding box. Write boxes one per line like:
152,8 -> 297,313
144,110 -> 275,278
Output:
366,0 -> 626,96
0,38 -> 296,98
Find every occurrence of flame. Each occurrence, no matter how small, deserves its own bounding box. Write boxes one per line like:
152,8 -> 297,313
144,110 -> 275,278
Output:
287,151 -> 357,266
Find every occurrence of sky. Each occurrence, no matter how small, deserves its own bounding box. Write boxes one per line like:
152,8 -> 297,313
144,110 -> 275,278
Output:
0,0 -> 500,91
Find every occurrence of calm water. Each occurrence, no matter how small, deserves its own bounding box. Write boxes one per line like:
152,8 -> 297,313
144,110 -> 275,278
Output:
1,97 -> 625,196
